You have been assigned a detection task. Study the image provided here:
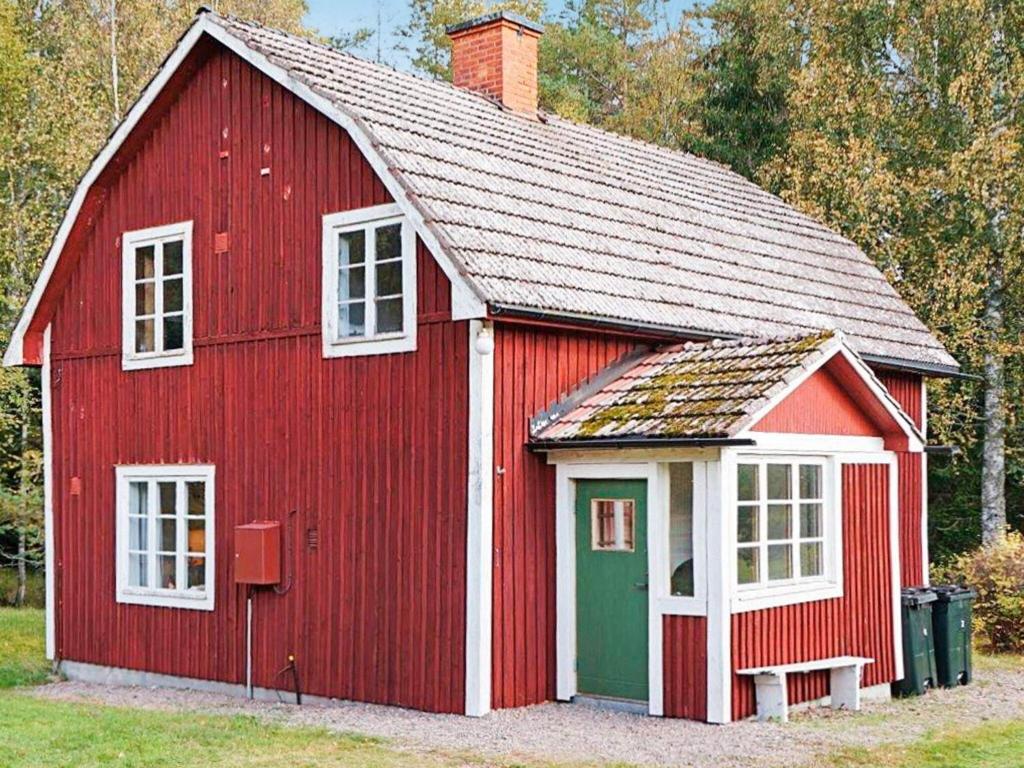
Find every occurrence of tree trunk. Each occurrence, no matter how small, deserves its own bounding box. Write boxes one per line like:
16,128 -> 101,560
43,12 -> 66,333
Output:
15,531 -> 26,608
110,0 -> 120,124
981,252 -> 1006,545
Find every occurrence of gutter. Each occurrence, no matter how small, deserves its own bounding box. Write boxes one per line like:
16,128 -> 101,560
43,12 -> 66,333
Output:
527,436 -> 757,452
489,304 -> 965,380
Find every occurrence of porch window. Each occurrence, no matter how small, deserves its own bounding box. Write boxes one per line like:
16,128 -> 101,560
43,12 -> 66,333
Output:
668,462 -> 695,597
322,203 -> 417,357
735,459 -> 831,590
121,222 -> 193,370
115,465 -> 215,610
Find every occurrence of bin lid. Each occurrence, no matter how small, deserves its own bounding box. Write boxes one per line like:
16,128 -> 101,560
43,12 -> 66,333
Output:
931,584 -> 977,602
901,586 -> 937,606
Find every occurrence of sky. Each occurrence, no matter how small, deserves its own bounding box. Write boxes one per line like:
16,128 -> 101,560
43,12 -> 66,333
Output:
303,1 -> 697,72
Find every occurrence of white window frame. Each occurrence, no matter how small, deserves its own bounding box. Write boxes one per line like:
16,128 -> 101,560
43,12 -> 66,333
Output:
731,454 -> 843,612
121,221 -> 194,371
115,464 -> 215,611
322,203 -> 417,358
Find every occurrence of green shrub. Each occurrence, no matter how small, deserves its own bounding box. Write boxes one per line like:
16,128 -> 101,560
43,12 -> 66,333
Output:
934,532 -> 1024,653
0,568 -> 44,609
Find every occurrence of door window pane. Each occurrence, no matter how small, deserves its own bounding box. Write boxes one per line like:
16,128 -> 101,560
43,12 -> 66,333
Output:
591,499 -> 635,552
668,463 -> 694,597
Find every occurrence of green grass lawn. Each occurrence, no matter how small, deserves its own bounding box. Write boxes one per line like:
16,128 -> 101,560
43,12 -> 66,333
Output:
0,608 -> 1022,767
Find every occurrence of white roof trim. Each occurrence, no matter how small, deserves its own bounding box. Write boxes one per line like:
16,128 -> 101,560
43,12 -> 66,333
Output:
3,14 -> 485,366
733,332 -> 924,451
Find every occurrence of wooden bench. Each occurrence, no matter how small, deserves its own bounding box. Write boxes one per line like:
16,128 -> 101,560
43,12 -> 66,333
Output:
736,656 -> 874,722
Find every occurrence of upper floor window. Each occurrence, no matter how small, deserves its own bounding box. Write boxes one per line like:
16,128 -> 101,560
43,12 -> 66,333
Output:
735,458 -> 839,603
115,465 -> 215,611
322,204 -> 417,358
121,222 -> 193,370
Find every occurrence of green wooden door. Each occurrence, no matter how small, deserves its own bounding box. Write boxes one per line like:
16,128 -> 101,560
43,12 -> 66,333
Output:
575,478 -> 649,701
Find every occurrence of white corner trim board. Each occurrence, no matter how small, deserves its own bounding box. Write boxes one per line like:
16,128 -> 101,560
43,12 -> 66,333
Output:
464,320 -> 494,717
705,453 -> 732,724
42,326 -> 55,660
3,15 -> 484,367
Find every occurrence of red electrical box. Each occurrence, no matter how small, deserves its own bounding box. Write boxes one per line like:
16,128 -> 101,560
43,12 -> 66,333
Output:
234,520 -> 282,585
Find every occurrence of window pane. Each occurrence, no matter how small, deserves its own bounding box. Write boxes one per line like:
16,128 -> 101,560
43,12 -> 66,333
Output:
737,464 -> 759,501
737,547 -> 759,585
160,518 -> 177,553
801,542 -> 823,577
767,464 -> 791,499
767,504 -> 792,540
669,463 -> 694,597
376,260 -> 402,297
188,556 -> 205,590
376,297 -> 403,334
375,223 -> 401,262
163,278 -> 183,313
737,505 -> 759,543
187,482 -> 205,517
136,245 -> 155,278
800,503 -> 823,538
338,230 -> 365,267
188,519 -> 206,554
768,544 -> 792,580
129,482 -> 148,516
135,319 -> 155,353
159,482 -> 176,516
129,553 -> 148,587
800,464 -> 822,499
135,282 -> 155,315
163,240 -> 183,275
164,316 -> 184,351
620,501 -> 635,550
338,301 -> 366,337
339,265 -> 365,300
129,516 -> 147,550
592,500 -> 616,549
158,555 -> 176,589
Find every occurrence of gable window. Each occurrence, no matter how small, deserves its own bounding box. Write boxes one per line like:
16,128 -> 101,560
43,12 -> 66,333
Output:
115,465 -> 214,610
121,222 -> 194,370
322,203 -> 416,358
734,457 -> 840,606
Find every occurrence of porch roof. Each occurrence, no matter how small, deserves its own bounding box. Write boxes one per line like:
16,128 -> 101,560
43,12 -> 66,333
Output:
529,331 -> 920,447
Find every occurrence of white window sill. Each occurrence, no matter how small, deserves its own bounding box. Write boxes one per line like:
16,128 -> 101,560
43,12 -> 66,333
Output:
322,332 -> 416,359
122,350 -> 194,371
116,588 -> 213,611
656,594 -> 707,616
731,579 -> 843,613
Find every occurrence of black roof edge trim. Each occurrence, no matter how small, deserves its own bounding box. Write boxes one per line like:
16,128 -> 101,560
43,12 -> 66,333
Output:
528,437 -> 757,452
925,444 -> 961,457
446,11 -> 544,36
490,304 -> 963,380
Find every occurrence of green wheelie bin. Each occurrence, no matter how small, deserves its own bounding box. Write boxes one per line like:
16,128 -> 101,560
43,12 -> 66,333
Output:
931,585 -> 976,687
895,587 -> 938,696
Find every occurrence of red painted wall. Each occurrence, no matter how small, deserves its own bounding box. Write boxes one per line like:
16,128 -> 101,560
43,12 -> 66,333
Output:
752,367 -> 879,436
49,44 -> 468,713
490,322 -> 636,709
663,616 -> 707,720
731,463 -> 897,720
875,371 -> 926,586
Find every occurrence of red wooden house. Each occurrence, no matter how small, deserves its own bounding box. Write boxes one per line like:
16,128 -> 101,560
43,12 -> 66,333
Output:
4,10 -> 957,722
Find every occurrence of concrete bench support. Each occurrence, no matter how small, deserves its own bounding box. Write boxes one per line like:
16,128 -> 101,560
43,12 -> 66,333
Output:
737,655 -> 873,722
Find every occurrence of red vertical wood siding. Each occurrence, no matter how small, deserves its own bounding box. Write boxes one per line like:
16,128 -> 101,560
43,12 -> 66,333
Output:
731,464 -> 896,720
49,45 -> 467,713
663,616 -> 707,720
875,371 -> 926,586
752,367 -> 880,436
490,323 -> 636,709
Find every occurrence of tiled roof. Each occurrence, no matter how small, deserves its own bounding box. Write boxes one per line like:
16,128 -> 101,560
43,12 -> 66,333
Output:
531,332 -> 845,442
208,13 -> 956,370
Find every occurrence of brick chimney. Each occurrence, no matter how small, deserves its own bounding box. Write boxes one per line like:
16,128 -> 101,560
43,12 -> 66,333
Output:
446,12 -> 544,115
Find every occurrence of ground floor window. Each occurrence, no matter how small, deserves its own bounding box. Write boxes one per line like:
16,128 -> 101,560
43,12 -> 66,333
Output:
115,465 -> 215,610
668,462 -> 695,597
736,458 -> 832,592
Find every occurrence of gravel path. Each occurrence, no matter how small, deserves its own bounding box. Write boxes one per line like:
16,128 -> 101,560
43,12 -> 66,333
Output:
30,660 -> 1024,768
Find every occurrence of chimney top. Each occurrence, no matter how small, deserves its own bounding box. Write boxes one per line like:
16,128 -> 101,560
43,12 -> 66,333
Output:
445,11 -> 544,37
446,11 -> 544,115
